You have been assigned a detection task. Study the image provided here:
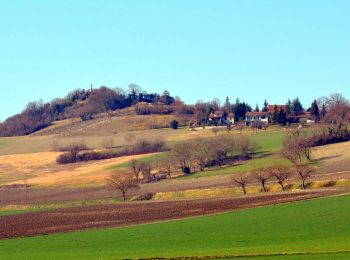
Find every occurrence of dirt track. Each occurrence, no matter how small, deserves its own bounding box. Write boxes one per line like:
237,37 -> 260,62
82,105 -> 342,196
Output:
0,189 -> 335,239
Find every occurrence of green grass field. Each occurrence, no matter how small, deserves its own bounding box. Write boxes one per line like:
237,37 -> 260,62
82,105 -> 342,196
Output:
1,194 -> 349,259
184,130 -> 290,178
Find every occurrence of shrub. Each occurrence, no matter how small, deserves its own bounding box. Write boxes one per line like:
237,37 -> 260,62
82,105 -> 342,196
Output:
132,139 -> 165,154
56,152 -> 77,164
131,193 -> 154,201
170,120 -> 179,129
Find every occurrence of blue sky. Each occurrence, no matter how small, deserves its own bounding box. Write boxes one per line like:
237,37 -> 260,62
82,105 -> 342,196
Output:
1,0 -> 349,120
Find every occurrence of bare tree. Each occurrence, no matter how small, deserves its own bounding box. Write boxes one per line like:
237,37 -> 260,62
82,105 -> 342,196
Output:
170,142 -> 195,174
107,171 -> 139,201
295,165 -> 314,189
129,159 -> 142,181
210,135 -> 236,166
232,175 -> 248,194
234,136 -> 258,159
270,166 -> 290,191
154,156 -> 175,179
280,131 -> 311,164
192,138 -> 212,171
252,168 -> 270,192
211,127 -> 220,136
139,161 -> 154,182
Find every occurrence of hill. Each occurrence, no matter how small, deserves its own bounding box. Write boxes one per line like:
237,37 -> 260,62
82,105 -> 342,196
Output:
0,86 -> 179,137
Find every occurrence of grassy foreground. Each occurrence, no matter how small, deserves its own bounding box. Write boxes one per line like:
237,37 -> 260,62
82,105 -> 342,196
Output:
0,194 -> 349,259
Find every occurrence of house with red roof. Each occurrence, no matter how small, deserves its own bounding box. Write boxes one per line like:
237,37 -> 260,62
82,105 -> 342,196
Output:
245,111 -> 270,126
268,105 -> 288,113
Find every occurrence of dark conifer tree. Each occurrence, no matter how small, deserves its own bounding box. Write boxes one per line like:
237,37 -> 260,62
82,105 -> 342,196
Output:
271,105 -> 279,124
310,100 -> 320,121
262,99 -> 269,112
277,108 -> 287,125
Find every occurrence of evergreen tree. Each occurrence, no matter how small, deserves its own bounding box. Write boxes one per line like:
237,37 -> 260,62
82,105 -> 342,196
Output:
235,98 -> 240,106
291,97 -> 304,115
262,99 -> 269,112
310,100 -> 320,121
271,105 -> 278,124
254,104 -> 260,112
285,99 -> 292,115
224,96 -> 231,112
277,108 -> 287,125
234,102 -> 251,122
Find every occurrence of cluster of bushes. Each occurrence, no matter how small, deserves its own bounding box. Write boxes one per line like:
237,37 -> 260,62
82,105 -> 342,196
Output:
56,139 -> 166,164
135,103 -> 173,115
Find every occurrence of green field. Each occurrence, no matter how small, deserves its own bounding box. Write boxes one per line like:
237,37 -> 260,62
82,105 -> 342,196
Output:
184,130 -> 290,178
1,194 -> 349,259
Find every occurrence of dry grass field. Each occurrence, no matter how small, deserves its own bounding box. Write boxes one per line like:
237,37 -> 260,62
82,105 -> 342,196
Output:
312,141 -> 350,174
0,152 -> 154,187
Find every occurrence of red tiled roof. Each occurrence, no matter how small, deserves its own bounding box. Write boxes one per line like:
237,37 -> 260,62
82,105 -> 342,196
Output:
245,111 -> 270,117
268,105 -> 287,112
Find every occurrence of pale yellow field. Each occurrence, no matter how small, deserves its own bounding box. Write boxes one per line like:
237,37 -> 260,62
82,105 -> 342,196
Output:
312,141 -> 350,163
0,152 -> 152,187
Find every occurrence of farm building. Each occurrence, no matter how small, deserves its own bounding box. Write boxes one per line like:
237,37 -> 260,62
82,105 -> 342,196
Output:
245,111 -> 270,126
208,111 -> 235,125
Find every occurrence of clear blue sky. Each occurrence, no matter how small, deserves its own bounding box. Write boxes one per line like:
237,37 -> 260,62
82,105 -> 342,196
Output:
1,0 -> 349,121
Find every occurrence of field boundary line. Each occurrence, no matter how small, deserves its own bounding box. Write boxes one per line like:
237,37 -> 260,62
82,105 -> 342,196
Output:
128,249 -> 350,260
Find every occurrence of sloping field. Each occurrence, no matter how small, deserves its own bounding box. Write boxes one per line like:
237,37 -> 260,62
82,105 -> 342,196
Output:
0,152 -> 153,187
0,193 -> 349,259
312,141 -> 350,174
313,141 -> 350,163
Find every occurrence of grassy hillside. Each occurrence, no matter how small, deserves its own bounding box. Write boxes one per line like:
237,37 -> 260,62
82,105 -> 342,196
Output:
1,194 -> 349,259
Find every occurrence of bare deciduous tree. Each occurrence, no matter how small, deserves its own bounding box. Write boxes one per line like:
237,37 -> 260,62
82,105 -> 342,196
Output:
295,165 -> 314,189
107,171 -> 139,201
232,175 -> 248,194
234,136 -> 258,159
154,156 -> 175,179
252,168 -> 270,192
170,142 -> 195,174
139,161 -> 154,182
129,159 -> 142,181
211,127 -> 220,136
192,138 -> 214,171
281,131 -> 312,163
270,166 -> 290,191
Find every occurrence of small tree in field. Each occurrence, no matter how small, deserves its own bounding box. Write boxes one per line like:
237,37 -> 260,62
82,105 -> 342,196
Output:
295,165 -> 314,189
107,171 -> 139,202
154,156 -> 175,179
252,168 -> 270,192
270,166 -> 290,191
129,159 -> 142,181
232,175 -> 248,194
212,127 -> 220,136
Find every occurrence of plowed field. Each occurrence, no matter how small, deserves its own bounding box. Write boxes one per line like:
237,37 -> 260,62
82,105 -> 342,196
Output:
0,189 -> 334,239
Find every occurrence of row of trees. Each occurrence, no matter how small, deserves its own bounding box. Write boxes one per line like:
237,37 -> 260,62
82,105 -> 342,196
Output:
233,165 -> 314,194
124,135 -> 258,184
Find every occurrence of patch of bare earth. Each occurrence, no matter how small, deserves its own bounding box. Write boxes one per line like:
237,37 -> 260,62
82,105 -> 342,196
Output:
0,189 -> 337,239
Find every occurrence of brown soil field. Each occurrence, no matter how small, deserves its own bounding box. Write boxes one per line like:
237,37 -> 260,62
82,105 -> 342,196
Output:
0,189 -> 336,239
